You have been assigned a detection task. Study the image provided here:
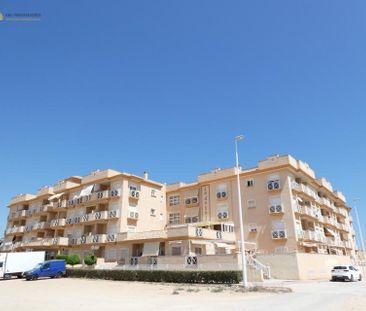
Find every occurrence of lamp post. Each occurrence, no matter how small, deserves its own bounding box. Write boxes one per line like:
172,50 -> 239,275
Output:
353,198 -> 365,262
235,134 -> 248,287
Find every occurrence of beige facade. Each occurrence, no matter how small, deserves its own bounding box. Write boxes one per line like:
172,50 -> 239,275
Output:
1,155 -> 358,279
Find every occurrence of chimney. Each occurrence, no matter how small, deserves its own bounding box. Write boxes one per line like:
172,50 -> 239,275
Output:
143,171 -> 148,180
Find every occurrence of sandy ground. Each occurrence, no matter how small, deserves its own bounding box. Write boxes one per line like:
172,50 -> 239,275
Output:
0,278 -> 365,311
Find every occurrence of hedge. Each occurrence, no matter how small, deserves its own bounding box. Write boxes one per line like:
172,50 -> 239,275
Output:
66,269 -> 241,284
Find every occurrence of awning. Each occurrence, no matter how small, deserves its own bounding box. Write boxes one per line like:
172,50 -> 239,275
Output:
142,242 -> 160,257
168,240 -> 182,245
215,242 -> 229,248
190,240 -> 211,246
325,227 -> 336,237
302,242 -> 317,248
184,207 -> 199,218
48,193 -> 64,201
79,185 -> 94,197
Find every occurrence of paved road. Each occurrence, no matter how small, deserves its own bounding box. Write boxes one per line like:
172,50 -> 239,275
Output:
0,278 -> 364,310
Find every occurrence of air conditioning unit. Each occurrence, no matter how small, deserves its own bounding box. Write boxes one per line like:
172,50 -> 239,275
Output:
250,227 -> 258,233
129,211 -> 139,219
269,205 -> 276,213
272,230 -> 279,239
129,190 -> 140,199
217,212 -> 223,219
268,180 -> 280,191
275,205 -> 283,212
185,198 -> 191,205
222,212 -> 229,219
279,230 -> 287,238
191,197 -> 198,204
110,189 -> 119,197
109,210 -> 117,218
217,192 -> 227,199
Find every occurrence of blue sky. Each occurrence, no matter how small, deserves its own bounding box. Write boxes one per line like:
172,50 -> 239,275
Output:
0,1 -> 365,246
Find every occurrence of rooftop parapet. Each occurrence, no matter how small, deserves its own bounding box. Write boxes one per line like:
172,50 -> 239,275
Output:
258,155 -> 316,178
197,167 -> 237,183
81,169 -> 121,185
8,193 -> 36,206
317,177 -> 333,193
36,186 -> 54,197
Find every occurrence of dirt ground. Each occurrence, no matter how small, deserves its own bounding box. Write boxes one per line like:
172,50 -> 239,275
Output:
1,278 -> 365,310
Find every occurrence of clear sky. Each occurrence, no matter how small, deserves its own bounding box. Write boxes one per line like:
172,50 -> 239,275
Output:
0,1 -> 365,246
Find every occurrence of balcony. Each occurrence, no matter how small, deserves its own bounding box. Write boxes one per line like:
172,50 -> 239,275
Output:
76,234 -> 109,245
22,237 -> 69,248
52,200 -> 67,210
9,209 -> 28,220
50,218 -> 66,228
5,225 -> 25,235
117,226 -> 236,243
294,204 -> 318,219
292,182 -> 318,200
39,204 -> 53,213
67,190 -> 111,207
32,221 -> 50,231
80,210 -> 119,224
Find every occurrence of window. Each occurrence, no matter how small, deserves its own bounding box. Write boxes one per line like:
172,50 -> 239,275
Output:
169,213 -> 180,225
150,208 -> 156,216
43,263 -> 50,269
247,199 -> 256,209
127,225 -> 136,232
171,246 -> 181,256
246,179 -> 254,187
151,189 -> 157,197
169,195 -> 180,206
249,223 -> 258,232
194,247 -> 202,255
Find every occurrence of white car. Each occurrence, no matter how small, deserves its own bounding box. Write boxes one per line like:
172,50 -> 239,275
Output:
331,265 -> 362,282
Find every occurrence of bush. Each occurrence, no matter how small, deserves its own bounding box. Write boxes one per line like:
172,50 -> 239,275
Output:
67,254 -> 81,266
84,254 -> 97,266
55,254 -> 69,261
66,269 -> 241,284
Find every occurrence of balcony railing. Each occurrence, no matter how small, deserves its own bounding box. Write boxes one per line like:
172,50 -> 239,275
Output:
76,234 -> 109,245
5,225 -> 25,235
8,210 -> 28,220
67,190 -> 112,207
52,200 -> 67,210
21,237 -> 69,247
50,218 -> 66,228
32,221 -> 50,231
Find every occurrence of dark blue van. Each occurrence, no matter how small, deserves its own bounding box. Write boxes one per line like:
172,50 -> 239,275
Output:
24,260 -> 66,280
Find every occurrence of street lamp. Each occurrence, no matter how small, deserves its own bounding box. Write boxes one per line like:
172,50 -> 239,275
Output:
235,134 -> 248,287
353,198 -> 365,262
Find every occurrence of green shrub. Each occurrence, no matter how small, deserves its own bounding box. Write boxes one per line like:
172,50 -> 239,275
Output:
55,254 -> 69,261
66,269 -> 241,284
67,254 -> 81,266
84,254 -> 97,266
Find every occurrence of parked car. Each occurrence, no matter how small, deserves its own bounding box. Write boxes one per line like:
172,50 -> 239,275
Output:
331,265 -> 362,282
24,260 -> 66,281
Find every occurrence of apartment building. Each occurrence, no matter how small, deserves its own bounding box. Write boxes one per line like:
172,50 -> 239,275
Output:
1,155 -> 358,277
166,155 -> 356,259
